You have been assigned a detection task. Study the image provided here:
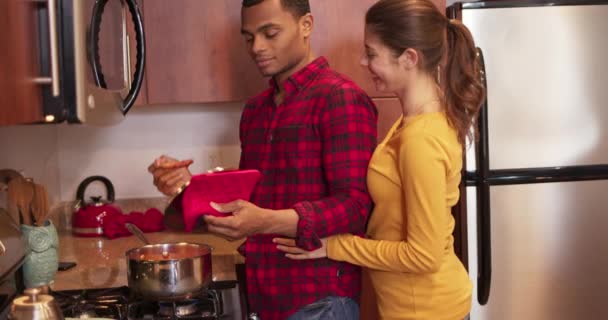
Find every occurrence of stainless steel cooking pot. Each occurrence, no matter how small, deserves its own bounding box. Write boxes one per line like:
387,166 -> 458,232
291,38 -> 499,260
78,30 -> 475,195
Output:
126,242 -> 212,301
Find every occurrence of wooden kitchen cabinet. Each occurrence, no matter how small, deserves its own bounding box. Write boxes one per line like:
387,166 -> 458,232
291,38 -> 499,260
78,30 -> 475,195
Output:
143,0 -> 265,105
0,0 -> 44,125
142,0 -> 445,105
312,0 -> 445,98
310,0 -> 390,98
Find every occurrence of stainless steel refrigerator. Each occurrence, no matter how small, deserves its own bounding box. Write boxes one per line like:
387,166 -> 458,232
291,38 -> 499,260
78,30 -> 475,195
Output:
448,1 -> 608,319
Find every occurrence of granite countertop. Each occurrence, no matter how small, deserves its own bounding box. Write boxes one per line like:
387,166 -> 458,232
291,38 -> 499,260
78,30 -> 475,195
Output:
51,231 -> 245,291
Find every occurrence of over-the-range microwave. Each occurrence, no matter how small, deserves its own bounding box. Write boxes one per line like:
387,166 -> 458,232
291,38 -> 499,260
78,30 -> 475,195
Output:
36,0 -> 145,125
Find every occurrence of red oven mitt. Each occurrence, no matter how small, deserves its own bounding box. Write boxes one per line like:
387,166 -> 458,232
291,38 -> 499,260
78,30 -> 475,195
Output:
130,208 -> 165,233
103,208 -> 165,239
181,169 -> 261,232
102,213 -> 130,239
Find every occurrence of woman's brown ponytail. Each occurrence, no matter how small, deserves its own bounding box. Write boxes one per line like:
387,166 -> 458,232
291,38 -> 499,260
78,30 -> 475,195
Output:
444,19 -> 485,145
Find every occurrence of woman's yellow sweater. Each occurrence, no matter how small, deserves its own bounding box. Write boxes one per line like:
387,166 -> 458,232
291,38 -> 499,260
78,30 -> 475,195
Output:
327,112 -> 472,320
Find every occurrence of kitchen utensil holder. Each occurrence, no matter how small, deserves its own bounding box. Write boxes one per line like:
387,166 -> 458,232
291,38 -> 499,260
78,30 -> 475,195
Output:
20,220 -> 59,288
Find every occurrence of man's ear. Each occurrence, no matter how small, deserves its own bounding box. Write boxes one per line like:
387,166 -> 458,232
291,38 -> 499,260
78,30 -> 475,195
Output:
300,13 -> 314,38
398,48 -> 420,70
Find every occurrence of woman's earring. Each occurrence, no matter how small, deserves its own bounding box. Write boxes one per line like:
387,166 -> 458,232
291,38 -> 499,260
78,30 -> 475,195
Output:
436,65 -> 441,85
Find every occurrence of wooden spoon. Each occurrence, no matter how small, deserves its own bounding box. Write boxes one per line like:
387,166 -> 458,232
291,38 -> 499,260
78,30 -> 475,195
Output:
6,177 -> 23,225
31,182 -> 50,226
19,178 -> 35,226
7,176 -> 33,225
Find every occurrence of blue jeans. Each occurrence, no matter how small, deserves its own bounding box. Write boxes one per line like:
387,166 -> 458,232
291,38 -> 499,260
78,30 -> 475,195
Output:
287,296 -> 359,320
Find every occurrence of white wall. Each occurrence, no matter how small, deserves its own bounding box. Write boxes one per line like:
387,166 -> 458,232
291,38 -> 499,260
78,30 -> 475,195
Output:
0,125 -> 61,206
0,103 -> 244,204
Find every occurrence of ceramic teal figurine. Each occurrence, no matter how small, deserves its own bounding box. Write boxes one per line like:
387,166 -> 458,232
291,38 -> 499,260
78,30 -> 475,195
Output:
20,221 -> 59,288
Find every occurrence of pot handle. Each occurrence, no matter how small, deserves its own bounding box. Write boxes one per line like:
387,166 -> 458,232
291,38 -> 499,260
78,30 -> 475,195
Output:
76,176 -> 115,203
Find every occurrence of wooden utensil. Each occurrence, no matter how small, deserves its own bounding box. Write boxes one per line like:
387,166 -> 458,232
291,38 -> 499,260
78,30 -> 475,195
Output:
31,182 -> 50,226
8,177 -> 35,226
6,178 -> 22,225
22,179 -> 35,226
7,176 -> 32,225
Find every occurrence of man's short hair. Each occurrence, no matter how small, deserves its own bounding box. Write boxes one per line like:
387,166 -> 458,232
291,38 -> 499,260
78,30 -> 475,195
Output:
242,0 -> 311,18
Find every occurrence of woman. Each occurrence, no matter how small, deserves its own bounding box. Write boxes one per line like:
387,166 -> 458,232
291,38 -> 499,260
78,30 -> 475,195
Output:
274,0 -> 485,319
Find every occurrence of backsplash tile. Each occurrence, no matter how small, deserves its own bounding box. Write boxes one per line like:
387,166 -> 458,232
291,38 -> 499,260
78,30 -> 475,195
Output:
0,103 -> 244,209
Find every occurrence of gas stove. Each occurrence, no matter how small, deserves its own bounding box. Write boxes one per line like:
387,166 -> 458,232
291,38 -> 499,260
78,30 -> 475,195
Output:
51,281 -> 241,320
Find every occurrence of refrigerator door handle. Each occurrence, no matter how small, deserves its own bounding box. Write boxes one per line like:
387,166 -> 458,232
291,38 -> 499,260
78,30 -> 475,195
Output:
475,47 -> 492,306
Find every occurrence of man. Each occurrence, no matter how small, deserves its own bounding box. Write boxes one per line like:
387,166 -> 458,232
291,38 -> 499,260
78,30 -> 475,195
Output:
149,0 -> 377,318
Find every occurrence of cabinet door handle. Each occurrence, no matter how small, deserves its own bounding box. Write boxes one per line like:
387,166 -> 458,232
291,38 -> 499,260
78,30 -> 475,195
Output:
0,240 -> 6,256
122,3 -> 133,90
124,33 -> 133,90
33,0 -> 60,97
